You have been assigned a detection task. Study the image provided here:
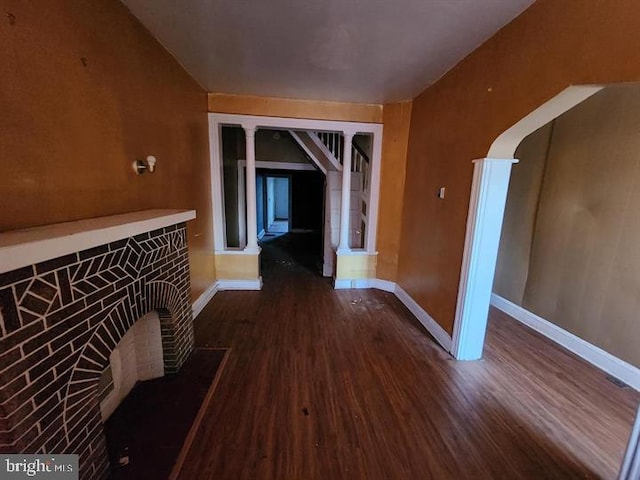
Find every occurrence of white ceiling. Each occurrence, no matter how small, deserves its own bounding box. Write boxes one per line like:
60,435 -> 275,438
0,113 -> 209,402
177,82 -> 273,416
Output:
121,0 -> 534,104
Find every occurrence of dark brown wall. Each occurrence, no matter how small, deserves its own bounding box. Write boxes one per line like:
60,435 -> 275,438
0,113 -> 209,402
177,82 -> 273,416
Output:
397,0 -> 640,334
0,0 -> 213,299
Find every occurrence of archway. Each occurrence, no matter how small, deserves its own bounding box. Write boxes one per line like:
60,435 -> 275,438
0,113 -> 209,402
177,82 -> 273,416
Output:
451,85 -> 603,360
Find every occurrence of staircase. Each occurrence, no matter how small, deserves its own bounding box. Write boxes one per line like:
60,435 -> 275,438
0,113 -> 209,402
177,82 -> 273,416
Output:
287,130 -> 372,276
314,132 -> 370,250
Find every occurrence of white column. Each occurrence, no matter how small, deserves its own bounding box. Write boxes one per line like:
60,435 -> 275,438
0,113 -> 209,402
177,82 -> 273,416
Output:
243,126 -> 260,253
452,158 -> 518,360
620,404 -> 640,479
337,132 -> 355,253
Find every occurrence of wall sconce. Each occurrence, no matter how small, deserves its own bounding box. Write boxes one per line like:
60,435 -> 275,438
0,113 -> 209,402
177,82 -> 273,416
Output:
132,155 -> 157,175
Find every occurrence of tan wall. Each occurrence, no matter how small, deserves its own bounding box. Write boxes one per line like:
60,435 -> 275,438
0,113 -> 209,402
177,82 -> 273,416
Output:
496,87 -> 640,368
215,254 -> 260,280
208,93 -> 382,123
377,102 -> 412,281
336,254 -> 377,280
397,0 -> 640,334
0,1 -> 214,301
494,123 -> 552,303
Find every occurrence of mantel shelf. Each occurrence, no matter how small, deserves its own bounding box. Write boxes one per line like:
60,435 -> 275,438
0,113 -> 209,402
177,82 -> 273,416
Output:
0,209 -> 196,274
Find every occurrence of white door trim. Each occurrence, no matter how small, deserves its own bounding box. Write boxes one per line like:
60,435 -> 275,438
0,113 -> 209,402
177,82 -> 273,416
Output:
620,405 -> 640,479
452,158 -> 517,360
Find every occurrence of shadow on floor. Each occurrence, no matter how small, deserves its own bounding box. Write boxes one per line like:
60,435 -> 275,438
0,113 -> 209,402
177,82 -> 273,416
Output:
260,231 -> 323,278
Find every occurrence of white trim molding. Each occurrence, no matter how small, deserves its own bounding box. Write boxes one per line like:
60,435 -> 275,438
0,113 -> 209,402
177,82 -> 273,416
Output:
217,278 -> 263,291
394,285 -> 453,352
452,158 -> 518,361
333,278 -> 396,292
192,282 -> 220,319
491,293 -> 640,391
620,405 -> 640,479
488,85 -> 603,158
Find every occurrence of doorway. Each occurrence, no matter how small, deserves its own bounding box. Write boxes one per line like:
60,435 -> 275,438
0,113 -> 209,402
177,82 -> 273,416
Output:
264,175 -> 290,238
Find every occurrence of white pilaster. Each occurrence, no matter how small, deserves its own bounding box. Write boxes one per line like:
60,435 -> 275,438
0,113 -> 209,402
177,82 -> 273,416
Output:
620,404 -> 640,479
337,131 -> 355,253
243,126 -> 260,253
452,158 -> 518,360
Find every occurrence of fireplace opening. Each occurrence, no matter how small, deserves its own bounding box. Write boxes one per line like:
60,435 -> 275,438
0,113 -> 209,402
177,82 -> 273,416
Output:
98,311 -> 164,422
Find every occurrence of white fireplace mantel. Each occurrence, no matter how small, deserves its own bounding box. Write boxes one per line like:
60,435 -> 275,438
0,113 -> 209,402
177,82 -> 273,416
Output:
0,209 -> 196,274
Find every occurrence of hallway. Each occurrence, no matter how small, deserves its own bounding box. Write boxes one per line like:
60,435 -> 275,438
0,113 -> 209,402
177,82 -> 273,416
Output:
181,234 -> 639,479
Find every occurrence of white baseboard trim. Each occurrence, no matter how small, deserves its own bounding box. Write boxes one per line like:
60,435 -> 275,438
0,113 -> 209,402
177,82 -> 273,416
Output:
334,278 -> 396,292
491,293 -> 640,391
370,279 -> 396,292
217,278 -> 263,291
192,281 -> 219,318
333,278 -> 352,289
322,264 -> 333,277
394,285 -> 453,352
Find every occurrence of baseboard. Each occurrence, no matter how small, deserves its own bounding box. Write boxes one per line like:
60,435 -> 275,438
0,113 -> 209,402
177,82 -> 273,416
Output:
322,264 -> 333,277
217,278 -> 263,291
333,278 -> 352,289
491,293 -> 640,391
334,278 -> 395,292
394,285 -> 453,352
192,282 -> 219,318
370,278 -> 396,292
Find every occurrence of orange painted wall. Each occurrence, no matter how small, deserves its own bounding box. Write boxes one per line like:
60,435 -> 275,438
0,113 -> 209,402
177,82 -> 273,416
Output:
376,102 -> 412,282
397,0 -> 640,334
0,0 -> 214,300
208,93 -> 383,123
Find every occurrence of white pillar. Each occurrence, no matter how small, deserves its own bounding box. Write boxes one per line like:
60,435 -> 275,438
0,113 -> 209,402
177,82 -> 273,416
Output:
452,158 -> 518,360
620,404 -> 640,479
244,126 -> 260,253
337,132 -> 355,253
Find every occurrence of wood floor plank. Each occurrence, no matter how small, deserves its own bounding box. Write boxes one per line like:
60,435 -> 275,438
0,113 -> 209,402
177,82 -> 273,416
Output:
181,234 -> 639,479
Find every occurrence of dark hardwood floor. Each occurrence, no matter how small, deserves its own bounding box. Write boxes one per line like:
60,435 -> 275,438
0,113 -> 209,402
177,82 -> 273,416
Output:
178,233 -> 639,479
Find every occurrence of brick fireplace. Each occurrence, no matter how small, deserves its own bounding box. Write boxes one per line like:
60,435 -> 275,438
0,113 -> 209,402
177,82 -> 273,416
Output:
0,210 -> 196,479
